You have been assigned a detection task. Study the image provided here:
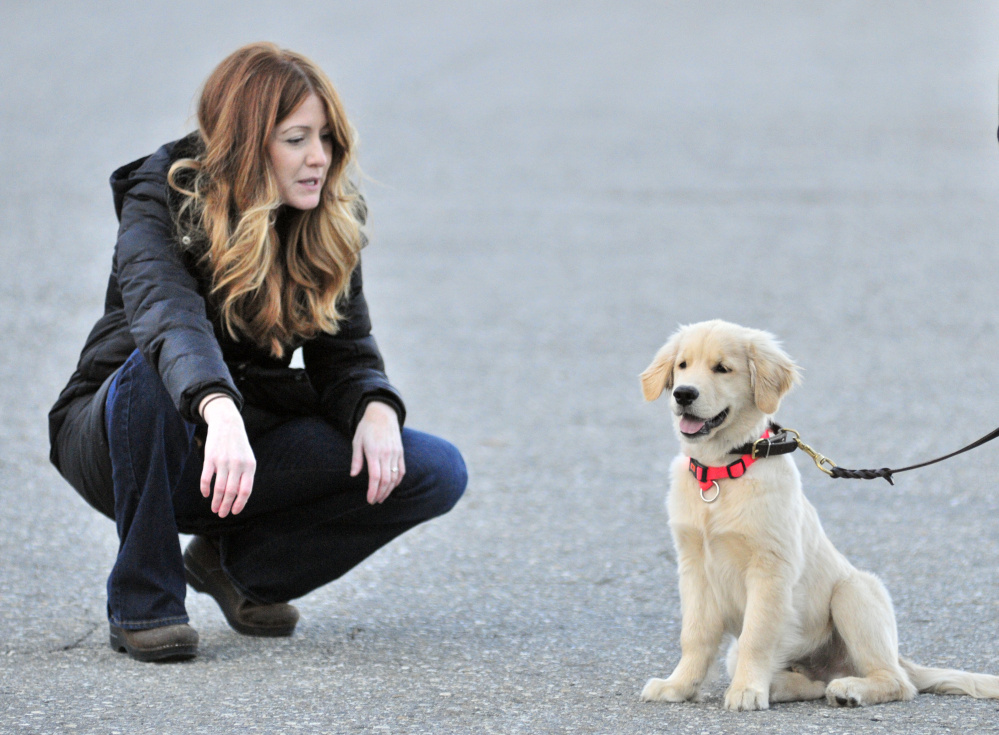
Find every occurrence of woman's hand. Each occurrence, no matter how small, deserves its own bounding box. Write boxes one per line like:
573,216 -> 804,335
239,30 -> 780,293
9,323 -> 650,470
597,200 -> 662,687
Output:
351,401 -> 405,505
199,394 -> 256,517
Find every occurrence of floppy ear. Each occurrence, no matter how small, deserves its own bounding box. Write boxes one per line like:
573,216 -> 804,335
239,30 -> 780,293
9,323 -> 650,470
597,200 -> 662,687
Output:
748,332 -> 801,414
640,335 -> 680,402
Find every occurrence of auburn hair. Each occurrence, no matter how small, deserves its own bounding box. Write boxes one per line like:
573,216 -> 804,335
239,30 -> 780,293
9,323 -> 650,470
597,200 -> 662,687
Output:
168,42 -> 362,358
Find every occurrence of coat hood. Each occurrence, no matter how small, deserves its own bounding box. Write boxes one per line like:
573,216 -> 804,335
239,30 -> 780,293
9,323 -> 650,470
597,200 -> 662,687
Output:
110,133 -> 202,221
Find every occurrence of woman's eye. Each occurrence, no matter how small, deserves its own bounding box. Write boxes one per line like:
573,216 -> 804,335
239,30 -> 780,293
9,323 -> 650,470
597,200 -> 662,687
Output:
712,364 -> 729,374
286,137 -> 304,145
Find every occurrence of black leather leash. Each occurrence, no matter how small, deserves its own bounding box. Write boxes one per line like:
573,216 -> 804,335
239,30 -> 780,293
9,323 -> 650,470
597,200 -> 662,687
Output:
730,422 -> 999,485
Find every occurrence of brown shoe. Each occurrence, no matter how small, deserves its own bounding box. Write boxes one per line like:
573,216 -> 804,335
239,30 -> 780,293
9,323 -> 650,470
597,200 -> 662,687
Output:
109,623 -> 198,662
183,535 -> 299,637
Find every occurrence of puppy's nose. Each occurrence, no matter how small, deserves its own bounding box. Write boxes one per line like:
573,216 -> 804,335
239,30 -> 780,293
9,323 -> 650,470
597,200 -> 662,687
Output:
673,385 -> 699,406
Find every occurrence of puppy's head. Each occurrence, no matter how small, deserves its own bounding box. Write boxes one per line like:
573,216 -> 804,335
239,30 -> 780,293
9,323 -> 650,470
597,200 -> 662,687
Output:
641,320 -> 800,446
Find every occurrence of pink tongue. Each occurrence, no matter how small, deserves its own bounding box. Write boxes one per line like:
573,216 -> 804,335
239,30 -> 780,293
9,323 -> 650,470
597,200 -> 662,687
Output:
679,416 -> 706,434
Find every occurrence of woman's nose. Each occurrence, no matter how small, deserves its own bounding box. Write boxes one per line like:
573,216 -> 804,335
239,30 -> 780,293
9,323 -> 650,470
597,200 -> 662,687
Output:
306,137 -> 328,167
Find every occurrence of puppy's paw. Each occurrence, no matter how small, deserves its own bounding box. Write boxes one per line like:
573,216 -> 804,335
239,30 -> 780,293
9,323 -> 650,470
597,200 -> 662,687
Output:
640,677 -> 698,703
724,684 -> 769,711
825,677 -> 865,708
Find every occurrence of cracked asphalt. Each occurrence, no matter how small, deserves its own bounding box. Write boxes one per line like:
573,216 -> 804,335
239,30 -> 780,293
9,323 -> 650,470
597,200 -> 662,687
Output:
3,1 -> 999,733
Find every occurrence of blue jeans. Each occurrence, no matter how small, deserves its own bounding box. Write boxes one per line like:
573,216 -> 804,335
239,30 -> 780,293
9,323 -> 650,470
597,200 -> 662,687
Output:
104,350 -> 466,630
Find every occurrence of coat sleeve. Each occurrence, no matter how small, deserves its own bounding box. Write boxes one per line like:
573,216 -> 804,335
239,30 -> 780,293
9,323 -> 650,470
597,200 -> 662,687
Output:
302,264 -> 406,437
115,169 -> 241,423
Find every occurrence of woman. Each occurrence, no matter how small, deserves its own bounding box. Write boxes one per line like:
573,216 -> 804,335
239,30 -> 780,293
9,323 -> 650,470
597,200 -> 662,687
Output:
48,43 -> 467,662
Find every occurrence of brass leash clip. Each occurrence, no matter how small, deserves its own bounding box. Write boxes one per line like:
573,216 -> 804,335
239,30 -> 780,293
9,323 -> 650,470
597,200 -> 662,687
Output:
782,428 -> 837,476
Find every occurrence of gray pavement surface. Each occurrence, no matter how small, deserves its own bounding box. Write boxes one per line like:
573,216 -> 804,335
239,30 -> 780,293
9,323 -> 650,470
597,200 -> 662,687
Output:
3,1 -> 999,732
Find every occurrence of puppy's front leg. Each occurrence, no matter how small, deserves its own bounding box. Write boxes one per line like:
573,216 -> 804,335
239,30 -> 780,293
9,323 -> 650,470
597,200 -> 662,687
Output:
724,567 -> 790,711
642,527 -> 724,703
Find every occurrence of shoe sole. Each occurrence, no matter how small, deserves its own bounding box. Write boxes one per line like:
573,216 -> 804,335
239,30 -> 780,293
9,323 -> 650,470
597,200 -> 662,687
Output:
184,559 -> 297,638
109,628 -> 197,662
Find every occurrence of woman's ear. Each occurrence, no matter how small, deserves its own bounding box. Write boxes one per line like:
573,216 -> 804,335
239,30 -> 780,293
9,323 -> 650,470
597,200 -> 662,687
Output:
640,335 -> 680,402
748,332 -> 801,414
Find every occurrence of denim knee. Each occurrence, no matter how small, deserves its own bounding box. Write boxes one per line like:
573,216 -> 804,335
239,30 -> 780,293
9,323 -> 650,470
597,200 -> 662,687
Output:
435,439 -> 467,514
405,430 -> 467,518
107,350 -> 174,421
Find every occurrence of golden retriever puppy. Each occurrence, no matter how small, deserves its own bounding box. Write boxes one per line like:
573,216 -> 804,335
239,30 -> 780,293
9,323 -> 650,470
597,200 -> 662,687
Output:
639,320 -> 999,710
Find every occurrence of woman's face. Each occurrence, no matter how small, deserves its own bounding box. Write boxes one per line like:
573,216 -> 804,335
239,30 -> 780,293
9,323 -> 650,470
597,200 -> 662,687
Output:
267,93 -> 333,210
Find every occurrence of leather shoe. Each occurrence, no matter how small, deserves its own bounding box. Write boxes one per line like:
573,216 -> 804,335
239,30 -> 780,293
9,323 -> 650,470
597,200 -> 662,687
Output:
183,535 -> 299,637
109,623 -> 198,662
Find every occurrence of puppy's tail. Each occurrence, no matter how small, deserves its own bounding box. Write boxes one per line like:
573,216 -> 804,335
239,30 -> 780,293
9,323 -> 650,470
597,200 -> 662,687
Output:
900,657 -> 999,699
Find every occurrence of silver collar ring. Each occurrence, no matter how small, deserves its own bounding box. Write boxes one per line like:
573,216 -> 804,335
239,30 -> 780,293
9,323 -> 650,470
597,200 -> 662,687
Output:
700,481 -> 720,503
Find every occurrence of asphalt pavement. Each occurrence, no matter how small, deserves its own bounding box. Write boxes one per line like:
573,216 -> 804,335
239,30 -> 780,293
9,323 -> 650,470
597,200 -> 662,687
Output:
3,1 -> 999,733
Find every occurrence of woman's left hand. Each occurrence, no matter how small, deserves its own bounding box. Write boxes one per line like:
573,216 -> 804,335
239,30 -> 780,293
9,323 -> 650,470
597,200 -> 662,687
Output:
351,401 -> 405,504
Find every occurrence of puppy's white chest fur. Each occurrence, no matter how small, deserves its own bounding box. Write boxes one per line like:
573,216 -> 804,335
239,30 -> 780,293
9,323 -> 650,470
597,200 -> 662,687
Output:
667,453 -> 809,635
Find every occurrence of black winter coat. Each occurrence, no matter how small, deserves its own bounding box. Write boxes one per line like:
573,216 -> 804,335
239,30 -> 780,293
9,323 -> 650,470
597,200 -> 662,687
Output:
49,135 -> 404,480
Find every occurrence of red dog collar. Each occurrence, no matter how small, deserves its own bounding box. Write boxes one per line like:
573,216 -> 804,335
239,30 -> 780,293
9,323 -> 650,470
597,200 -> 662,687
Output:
687,430 -> 772,493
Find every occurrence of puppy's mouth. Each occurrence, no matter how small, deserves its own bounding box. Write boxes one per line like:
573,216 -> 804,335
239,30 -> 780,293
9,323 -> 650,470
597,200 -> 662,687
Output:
678,408 -> 729,437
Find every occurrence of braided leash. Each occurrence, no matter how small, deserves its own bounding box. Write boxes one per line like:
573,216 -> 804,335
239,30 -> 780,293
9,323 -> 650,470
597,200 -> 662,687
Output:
829,466 -> 896,482
764,426 -> 999,485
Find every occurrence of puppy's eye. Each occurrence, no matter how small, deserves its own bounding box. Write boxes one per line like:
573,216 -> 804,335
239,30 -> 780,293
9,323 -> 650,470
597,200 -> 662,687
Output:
678,361 -> 687,370
712,364 -> 730,374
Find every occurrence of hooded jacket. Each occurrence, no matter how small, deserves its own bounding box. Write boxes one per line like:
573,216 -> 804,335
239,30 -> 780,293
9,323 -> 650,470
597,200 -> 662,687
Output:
49,135 -> 405,483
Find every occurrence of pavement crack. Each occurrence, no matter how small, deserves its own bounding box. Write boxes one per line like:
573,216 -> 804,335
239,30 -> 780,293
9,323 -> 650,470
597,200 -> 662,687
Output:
54,622 -> 100,652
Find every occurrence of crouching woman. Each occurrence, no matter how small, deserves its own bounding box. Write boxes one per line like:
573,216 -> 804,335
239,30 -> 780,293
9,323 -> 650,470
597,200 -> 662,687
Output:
48,42 -> 466,661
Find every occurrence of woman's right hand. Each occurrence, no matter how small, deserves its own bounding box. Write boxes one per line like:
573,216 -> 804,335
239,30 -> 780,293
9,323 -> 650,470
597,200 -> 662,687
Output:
199,394 -> 256,517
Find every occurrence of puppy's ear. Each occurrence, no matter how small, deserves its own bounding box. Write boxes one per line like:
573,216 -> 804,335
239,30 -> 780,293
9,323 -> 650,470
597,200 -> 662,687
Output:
748,332 -> 801,414
640,336 -> 680,401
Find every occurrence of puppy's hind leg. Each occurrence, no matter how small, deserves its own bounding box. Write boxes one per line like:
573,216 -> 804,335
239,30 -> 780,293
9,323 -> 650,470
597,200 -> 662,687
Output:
770,669 -> 828,703
826,571 -> 917,707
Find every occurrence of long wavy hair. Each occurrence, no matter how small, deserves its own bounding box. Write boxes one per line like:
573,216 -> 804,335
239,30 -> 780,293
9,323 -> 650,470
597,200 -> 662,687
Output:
168,42 -> 362,358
